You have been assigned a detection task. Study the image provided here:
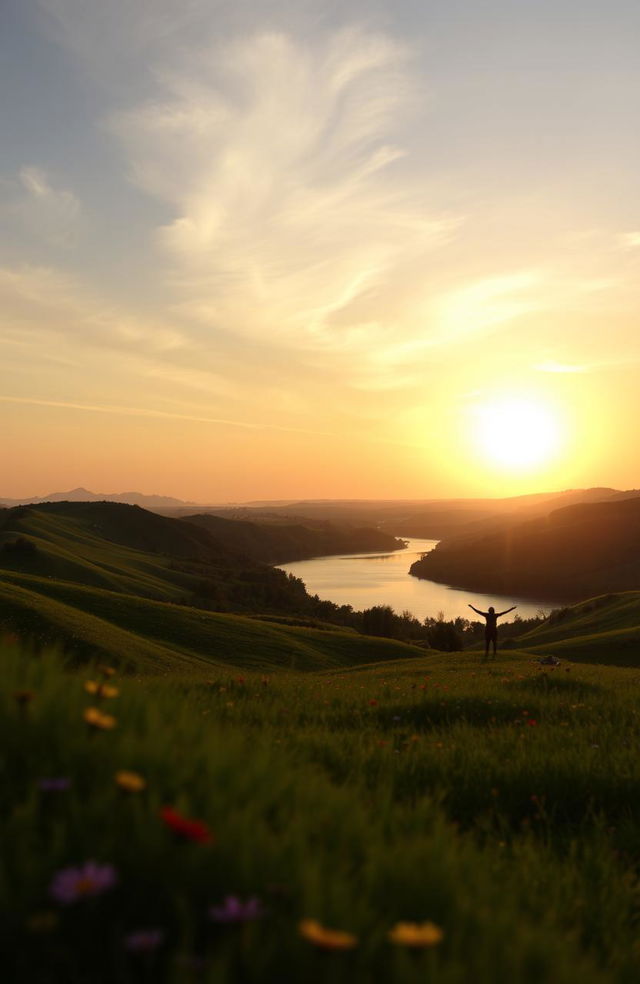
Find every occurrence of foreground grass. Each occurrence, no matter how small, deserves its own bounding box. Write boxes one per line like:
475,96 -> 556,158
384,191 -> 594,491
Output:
2,640 -> 640,983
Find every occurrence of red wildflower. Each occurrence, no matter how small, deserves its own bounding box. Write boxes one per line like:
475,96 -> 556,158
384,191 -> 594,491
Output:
527,719 -> 538,727
369,699 -> 378,706
160,806 -> 213,844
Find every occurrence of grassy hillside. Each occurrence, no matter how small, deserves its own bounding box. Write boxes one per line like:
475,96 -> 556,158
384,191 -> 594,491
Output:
3,638 -> 640,983
411,496 -> 640,600
0,571 -> 427,674
0,501 -> 329,616
498,591 -> 640,667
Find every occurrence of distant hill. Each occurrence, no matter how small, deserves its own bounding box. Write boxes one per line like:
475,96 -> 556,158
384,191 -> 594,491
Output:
4,487 -> 635,540
0,487 -> 206,510
189,487 -> 634,539
410,496 -> 640,600
183,512 -> 405,564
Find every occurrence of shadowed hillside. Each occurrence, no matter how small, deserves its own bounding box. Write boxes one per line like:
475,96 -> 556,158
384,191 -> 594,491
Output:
183,511 -> 405,563
410,497 -> 640,601
0,501 -> 422,674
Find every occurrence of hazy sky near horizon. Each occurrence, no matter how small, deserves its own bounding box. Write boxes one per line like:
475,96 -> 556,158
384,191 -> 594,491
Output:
2,0 -> 640,502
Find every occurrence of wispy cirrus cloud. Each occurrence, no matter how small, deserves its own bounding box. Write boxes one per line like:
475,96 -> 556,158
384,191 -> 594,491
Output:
108,28 -> 457,356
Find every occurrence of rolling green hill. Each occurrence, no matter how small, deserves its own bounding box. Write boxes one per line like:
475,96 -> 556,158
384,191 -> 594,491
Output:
0,572 -> 426,674
0,501 -> 425,674
502,591 -> 640,667
0,500 -> 321,613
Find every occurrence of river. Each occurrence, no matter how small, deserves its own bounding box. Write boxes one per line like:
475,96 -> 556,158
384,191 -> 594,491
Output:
279,538 -> 561,623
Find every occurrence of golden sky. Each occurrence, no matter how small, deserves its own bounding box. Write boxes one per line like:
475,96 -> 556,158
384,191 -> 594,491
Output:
2,1 -> 639,502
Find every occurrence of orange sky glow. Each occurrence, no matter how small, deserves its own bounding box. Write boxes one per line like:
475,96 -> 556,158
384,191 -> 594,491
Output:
2,1 -> 640,503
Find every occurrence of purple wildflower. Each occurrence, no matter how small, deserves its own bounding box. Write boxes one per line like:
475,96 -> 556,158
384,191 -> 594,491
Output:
38,778 -> 72,792
124,929 -> 164,953
49,861 -> 117,904
208,895 -> 264,924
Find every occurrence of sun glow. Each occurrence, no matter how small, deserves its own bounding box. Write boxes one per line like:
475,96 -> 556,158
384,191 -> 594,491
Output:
472,395 -> 563,472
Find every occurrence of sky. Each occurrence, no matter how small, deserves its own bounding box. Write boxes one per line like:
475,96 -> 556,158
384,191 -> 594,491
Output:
2,0 -> 640,503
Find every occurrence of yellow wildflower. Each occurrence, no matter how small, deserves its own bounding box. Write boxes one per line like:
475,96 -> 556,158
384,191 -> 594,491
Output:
388,921 -> 444,947
115,770 -> 146,792
299,919 -> 358,950
98,665 -> 116,677
83,707 -> 117,730
84,681 -> 119,698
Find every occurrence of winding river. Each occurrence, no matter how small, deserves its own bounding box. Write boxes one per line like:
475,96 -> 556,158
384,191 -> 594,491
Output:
279,538 -> 561,623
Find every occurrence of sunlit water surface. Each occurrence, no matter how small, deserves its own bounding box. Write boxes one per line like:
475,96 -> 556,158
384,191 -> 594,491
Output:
279,538 -> 561,623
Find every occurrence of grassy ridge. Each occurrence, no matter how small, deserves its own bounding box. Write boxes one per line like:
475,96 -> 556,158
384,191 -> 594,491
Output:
2,640 -> 640,983
506,592 -> 640,666
0,574 -> 427,673
0,504 -> 211,600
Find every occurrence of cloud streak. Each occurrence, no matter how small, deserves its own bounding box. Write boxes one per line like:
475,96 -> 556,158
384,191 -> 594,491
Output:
109,28 -> 456,358
0,394 -> 336,436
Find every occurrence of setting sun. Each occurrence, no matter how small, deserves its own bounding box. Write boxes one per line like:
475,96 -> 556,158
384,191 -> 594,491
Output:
471,395 -> 563,472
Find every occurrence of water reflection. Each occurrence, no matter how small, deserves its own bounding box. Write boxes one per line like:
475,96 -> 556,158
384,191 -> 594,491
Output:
279,538 -> 560,622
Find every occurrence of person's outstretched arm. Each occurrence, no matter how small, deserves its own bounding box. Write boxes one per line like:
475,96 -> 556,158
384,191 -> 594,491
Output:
468,604 -> 487,617
496,606 -> 517,618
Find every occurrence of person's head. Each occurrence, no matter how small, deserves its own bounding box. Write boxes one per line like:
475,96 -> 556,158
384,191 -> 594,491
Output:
488,606 -> 495,614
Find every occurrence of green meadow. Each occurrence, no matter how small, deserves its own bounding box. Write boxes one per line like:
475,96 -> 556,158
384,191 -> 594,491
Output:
3,503 -> 640,981
3,635 -> 640,984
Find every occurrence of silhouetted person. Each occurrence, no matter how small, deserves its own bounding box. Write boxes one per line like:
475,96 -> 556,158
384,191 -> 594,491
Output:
468,604 -> 517,658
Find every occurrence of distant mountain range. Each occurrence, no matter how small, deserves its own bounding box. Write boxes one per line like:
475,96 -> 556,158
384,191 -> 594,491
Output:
0,487 -> 205,510
3,487 -> 639,544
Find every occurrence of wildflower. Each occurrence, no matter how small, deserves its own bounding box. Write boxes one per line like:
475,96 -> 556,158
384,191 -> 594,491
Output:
388,921 -> 444,947
98,665 -> 116,677
84,707 -> 117,730
526,719 -> 538,727
49,861 -> 117,904
115,771 -> 146,793
368,699 -> 378,706
299,919 -> 358,950
160,806 -> 213,844
124,929 -> 164,953
84,681 -> 119,698
208,896 -> 264,923
38,777 -> 71,792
